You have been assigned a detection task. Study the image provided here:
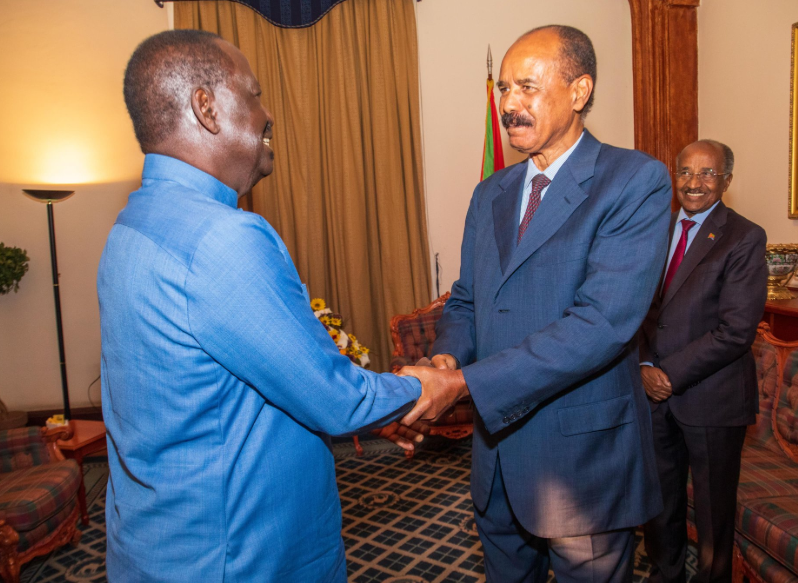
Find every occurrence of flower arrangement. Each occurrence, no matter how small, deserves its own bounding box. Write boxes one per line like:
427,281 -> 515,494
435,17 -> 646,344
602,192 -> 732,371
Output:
311,298 -> 370,368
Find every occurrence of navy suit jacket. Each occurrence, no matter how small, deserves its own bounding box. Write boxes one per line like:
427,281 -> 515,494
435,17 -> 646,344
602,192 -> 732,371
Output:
433,131 -> 671,538
639,203 -> 767,427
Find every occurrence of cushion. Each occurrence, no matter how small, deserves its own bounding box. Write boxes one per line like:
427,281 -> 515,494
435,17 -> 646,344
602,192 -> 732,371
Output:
749,336 -> 780,452
0,459 -> 81,532
0,427 -> 50,473
687,442 -> 798,507
15,496 -> 77,552
775,344 -> 798,447
737,496 -> 798,574
736,532 -> 798,583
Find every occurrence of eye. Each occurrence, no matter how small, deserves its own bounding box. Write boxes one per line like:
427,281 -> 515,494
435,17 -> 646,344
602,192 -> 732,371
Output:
699,171 -> 716,179
677,171 -> 692,178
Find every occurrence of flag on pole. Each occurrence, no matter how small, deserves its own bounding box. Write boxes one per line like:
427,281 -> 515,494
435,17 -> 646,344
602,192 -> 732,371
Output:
481,45 -> 505,181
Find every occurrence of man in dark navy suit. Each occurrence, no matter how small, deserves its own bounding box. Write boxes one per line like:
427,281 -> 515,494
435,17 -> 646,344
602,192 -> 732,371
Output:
640,140 -> 767,583
400,25 -> 671,583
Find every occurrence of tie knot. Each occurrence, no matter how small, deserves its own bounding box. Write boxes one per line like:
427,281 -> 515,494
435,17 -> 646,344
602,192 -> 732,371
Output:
681,219 -> 696,233
531,174 -> 551,193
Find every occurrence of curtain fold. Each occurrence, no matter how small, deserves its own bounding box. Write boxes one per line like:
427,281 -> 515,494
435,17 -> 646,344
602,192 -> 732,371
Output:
176,0 -> 431,371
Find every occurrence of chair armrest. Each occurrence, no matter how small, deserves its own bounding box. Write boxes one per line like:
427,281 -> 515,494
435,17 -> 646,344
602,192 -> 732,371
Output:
42,426 -> 74,462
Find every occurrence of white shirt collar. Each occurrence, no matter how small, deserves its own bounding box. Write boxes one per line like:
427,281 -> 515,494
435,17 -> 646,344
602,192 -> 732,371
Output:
524,130 -> 585,189
676,200 -> 720,227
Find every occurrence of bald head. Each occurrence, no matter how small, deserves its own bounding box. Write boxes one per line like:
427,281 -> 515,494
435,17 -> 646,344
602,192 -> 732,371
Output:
123,29 -> 235,152
517,25 -> 597,116
677,139 -> 735,174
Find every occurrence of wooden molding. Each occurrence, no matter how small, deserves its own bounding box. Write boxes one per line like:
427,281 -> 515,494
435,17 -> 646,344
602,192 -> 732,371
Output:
628,0 -> 700,208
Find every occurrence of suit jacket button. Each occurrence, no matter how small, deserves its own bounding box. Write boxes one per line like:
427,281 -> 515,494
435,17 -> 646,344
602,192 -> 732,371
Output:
653,352 -> 659,358
657,324 -> 666,329
503,416 -> 510,424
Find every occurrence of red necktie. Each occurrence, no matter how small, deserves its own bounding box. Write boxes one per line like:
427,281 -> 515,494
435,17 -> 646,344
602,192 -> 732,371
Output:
518,173 -> 551,244
662,219 -> 696,295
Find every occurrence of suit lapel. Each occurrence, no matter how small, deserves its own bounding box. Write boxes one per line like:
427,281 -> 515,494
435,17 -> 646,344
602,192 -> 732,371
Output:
492,165 -> 526,274
498,131 -> 600,289
660,202 -> 727,310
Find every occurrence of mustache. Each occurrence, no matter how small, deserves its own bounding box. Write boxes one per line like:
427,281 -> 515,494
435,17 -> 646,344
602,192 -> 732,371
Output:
501,112 -> 534,129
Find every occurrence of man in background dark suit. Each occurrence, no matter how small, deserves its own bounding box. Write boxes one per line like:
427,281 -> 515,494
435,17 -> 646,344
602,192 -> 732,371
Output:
639,139 -> 767,583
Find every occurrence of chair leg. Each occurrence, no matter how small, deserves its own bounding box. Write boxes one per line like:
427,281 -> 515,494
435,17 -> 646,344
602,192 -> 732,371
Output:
353,436 -> 364,457
0,521 -> 20,583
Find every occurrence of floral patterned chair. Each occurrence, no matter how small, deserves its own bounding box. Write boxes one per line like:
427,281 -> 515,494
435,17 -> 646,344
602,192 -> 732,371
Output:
0,426 -> 81,583
389,292 -> 474,456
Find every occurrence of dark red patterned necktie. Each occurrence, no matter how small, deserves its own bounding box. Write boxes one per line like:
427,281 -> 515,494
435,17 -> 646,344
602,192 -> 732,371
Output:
517,173 -> 551,244
662,219 -> 696,295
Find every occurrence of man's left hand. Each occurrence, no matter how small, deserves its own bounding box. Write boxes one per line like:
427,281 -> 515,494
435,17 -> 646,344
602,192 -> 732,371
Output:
640,365 -> 673,402
371,421 -> 430,451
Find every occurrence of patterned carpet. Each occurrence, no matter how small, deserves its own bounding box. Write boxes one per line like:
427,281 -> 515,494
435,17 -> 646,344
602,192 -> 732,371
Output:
18,437 -> 696,582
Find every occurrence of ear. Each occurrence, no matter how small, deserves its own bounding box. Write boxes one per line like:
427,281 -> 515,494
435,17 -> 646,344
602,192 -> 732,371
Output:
191,87 -> 220,135
722,173 -> 733,192
572,75 -> 593,114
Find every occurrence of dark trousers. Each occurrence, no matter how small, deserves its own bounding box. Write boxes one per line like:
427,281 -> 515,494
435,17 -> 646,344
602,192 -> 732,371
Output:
644,400 -> 747,583
474,455 -> 635,583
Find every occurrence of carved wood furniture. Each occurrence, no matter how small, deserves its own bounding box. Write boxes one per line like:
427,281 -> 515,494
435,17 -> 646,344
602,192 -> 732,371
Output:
389,292 -> 473,458
0,426 -> 81,583
56,420 -> 106,526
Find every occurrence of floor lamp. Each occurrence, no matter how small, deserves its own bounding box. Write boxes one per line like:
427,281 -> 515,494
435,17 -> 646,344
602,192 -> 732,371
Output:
22,189 -> 75,421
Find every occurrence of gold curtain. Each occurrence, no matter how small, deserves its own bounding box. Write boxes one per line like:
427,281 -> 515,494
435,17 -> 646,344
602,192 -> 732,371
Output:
175,0 -> 431,371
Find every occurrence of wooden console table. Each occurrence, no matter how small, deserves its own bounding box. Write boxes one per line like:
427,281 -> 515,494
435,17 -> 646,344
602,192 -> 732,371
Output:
57,420 -> 107,525
763,298 -> 798,341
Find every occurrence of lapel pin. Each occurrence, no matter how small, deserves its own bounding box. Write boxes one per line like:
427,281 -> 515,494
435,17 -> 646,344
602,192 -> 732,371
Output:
708,233 -> 715,240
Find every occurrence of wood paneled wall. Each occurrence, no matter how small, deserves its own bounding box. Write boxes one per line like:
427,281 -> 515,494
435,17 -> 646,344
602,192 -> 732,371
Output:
629,0 -> 699,207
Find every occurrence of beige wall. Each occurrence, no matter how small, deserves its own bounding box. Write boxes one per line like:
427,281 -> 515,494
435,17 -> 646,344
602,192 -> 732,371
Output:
0,1 -> 169,411
698,0 -> 798,243
415,0 -> 634,295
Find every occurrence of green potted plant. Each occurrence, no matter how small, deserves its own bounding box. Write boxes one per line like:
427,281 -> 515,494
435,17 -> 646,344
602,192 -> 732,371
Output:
0,243 -> 30,295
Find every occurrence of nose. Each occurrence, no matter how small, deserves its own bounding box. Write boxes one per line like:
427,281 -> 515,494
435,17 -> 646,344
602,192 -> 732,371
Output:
685,172 -> 702,189
500,88 -> 520,115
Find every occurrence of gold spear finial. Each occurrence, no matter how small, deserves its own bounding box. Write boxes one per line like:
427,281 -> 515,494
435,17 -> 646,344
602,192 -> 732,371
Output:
487,45 -> 493,79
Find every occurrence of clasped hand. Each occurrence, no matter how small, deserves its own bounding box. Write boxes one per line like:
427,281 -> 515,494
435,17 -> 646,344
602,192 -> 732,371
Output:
397,354 -> 470,426
640,365 -> 672,402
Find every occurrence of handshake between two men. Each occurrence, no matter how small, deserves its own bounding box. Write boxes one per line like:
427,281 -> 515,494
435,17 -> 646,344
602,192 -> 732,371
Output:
377,354 -> 470,451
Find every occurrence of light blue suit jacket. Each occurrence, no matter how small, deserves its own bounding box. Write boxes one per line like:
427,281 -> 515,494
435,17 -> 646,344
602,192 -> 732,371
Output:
98,155 -> 421,582
433,131 -> 671,538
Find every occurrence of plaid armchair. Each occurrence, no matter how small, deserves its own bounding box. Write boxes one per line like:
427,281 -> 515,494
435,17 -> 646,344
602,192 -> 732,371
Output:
389,292 -> 474,449
0,426 -> 81,583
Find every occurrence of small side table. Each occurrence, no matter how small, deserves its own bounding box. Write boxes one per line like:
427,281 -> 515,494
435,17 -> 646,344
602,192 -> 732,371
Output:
57,420 -> 107,525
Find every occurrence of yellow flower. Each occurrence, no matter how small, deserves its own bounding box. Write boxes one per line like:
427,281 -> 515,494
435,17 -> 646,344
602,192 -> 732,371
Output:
361,346 -> 370,354
310,298 -> 326,311
328,329 -> 341,342
330,317 -> 342,326
348,333 -> 357,342
319,315 -> 332,325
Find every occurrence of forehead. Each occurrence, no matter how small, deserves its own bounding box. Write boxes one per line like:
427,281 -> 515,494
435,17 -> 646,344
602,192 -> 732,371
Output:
217,40 -> 258,87
678,143 -> 724,169
500,31 -> 563,78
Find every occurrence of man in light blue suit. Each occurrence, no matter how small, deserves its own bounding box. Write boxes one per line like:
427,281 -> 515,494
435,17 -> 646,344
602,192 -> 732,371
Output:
98,30 -> 429,582
402,25 -> 672,582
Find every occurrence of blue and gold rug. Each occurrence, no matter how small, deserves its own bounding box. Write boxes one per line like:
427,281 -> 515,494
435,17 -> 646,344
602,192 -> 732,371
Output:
19,438 -> 696,582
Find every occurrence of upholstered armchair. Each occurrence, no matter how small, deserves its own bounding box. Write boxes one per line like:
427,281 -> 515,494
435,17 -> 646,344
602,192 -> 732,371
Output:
0,426 -> 81,583
389,292 -> 474,453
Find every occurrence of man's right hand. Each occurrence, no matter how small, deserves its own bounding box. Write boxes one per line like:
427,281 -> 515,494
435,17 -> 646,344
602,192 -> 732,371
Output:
397,365 -> 469,425
640,365 -> 673,402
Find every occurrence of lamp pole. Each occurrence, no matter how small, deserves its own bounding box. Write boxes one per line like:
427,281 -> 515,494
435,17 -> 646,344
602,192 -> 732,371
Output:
22,189 -> 75,420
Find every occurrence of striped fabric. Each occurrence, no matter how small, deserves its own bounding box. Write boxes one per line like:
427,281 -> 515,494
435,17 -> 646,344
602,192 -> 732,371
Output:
749,337 -> 780,451
776,347 -> 798,444
738,443 -> 798,501
737,496 -> 798,574
0,460 -> 81,532
736,533 -> 798,583
0,427 -> 49,473
15,496 -> 77,552
389,305 -> 446,372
